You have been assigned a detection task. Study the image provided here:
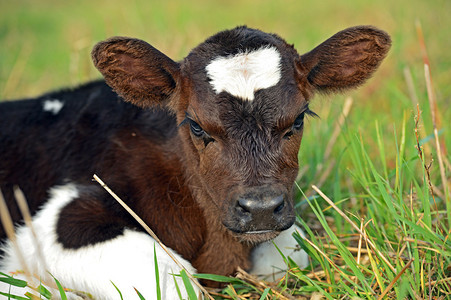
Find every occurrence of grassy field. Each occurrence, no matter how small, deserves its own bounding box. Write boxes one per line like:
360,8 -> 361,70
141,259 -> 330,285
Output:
1,0 -> 450,299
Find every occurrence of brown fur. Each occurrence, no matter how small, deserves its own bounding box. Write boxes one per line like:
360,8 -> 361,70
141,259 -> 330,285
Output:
90,25 -> 390,281
0,26 -> 390,285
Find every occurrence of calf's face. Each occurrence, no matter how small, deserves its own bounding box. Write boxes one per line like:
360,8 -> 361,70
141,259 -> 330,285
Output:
92,26 -> 390,242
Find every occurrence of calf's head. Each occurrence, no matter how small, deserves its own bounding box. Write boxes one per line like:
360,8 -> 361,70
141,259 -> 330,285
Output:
92,26 -> 390,242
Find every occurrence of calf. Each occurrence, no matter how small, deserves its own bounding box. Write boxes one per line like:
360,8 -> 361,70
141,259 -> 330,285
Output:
0,26 -> 390,299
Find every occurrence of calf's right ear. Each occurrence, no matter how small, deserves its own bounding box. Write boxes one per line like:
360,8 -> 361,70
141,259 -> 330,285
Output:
297,26 -> 391,94
92,37 -> 180,108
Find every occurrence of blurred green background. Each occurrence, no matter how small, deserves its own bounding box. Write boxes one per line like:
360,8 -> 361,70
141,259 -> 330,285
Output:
1,2 -> 450,297
1,0 -> 449,100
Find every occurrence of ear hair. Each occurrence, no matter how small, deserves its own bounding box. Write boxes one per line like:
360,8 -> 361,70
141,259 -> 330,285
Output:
298,26 -> 391,93
92,37 -> 180,108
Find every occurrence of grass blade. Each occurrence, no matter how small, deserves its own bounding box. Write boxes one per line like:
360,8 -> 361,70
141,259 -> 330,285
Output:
0,273 -> 28,288
153,244 -> 161,300
0,292 -> 29,300
194,273 -> 241,283
258,287 -> 270,300
180,270 -> 198,300
111,281 -> 123,300
134,288 -> 146,300
50,274 -> 67,300
36,284 -> 52,299
172,274 -> 183,300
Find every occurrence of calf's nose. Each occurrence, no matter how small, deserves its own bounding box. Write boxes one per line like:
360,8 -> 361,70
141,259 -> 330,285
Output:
237,193 -> 285,218
229,185 -> 294,233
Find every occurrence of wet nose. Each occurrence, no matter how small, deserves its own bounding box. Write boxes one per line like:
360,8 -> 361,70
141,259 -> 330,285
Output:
237,193 -> 285,218
229,186 -> 294,233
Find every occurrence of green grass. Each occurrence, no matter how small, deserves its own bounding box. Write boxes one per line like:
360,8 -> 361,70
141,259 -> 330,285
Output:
1,0 -> 450,299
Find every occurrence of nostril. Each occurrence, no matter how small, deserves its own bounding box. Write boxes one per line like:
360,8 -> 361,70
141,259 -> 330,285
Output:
274,201 -> 285,214
271,194 -> 285,215
237,198 -> 252,213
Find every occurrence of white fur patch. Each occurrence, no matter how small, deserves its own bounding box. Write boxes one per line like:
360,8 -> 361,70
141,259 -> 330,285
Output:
250,225 -> 309,280
0,184 -> 199,300
42,99 -> 64,115
206,46 -> 281,101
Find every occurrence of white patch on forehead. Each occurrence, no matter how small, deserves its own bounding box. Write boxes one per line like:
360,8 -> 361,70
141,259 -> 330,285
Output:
206,46 -> 281,101
43,99 -> 64,115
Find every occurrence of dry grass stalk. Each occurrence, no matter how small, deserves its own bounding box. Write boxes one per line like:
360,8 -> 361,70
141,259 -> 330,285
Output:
205,289 -> 234,299
311,185 -> 396,273
403,67 -> 432,157
310,292 -> 325,300
1,44 -> 32,99
300,97 -> 352,199
428,261 -> 433,297
323,96 -> 354,161
377,259 -> 414,300
403,67 -> 419,106
0,189 -> 39,299
428,277 -> 451,287
306,259 -> 325,282
352,218 -> 364,290
416,20 -> 450,194
315,160 -> 336,191
309,97 -> 353,198
235,267 -> 295,300
92,174 -> 213,300
409,183 -> 414,218
415,20 -> 446,143
13,187 -> 58,291
314,233 -> 360,242
414,104 -> 439,213
303,237 -> 333,293
325,243 -> 369,255
431,184 -> 447,203
225,284 -> 244,299
356,219 -> 364,264
403,237 -> 433,246
345,177 -> 358,206
415,20 -> 440,130
333,245 -> 406,263
415,20 -> 431,67
304,269 -> 327,280
424,64 -> 449,199
303,237 -> 348,279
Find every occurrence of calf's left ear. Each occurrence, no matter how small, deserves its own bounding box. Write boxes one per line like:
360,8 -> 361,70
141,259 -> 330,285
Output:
92,37 -> 180,108
298,26 -> 391,93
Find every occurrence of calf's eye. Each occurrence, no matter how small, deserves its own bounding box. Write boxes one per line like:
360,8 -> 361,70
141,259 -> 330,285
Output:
189,119 -> 205,137
283,113 -> 305,139
293,113 -> 305,130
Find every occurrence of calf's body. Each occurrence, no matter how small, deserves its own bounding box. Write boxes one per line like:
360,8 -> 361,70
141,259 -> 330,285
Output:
1,81 -> 207,262
0,26 -> 390,299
